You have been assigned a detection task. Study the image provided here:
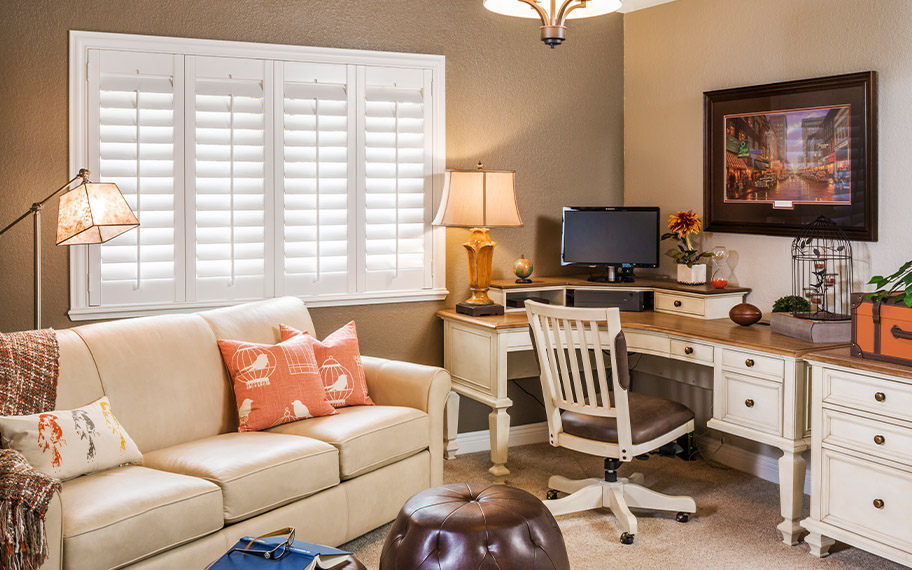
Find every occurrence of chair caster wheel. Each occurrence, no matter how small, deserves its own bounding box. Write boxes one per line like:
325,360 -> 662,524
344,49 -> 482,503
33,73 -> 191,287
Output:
675,512 -> 690,523
546,489 -> 559,500
620,532 -> 635,545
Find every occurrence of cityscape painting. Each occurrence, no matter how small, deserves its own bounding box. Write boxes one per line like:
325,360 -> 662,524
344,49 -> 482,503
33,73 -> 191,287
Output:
723,106 -> 851,204
703,72 -> 877,241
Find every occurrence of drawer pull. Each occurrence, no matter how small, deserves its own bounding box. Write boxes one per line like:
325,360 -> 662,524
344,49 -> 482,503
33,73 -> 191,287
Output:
745,399 -> 755,408
674,300 -> 682,307
684,346 -> 694,355
745,358 -> 755,368
874,391 -> 886,403
873,498 -> 885,510
874,434 -> 886,446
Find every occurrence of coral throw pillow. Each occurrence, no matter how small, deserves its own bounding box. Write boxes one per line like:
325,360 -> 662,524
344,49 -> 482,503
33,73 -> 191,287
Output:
217,335 -> 337,432
280,322 -> 374,408
0,397 -> 143,480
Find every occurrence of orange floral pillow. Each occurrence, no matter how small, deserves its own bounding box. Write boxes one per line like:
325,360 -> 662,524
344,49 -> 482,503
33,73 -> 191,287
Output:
217,335 -> 337,432
280,322 -> 374,408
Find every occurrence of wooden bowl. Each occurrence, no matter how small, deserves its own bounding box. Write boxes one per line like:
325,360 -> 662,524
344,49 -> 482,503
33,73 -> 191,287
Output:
729,303 -> 762,326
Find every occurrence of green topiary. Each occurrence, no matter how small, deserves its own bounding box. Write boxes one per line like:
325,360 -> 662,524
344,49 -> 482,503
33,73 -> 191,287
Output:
772,295 -> 811,313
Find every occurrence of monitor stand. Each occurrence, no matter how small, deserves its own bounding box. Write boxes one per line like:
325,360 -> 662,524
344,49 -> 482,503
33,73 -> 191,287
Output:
587,266 -> 636,283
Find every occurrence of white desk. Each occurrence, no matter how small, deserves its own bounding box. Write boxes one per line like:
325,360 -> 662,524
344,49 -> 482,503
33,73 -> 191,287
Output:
439,284 -> 846,545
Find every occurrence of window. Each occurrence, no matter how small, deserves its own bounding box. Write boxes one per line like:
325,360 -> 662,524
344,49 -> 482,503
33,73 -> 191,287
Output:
69,32 -> 446,320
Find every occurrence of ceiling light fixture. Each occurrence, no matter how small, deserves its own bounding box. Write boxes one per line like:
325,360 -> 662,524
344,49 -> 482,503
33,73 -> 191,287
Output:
483,0 -> 622,48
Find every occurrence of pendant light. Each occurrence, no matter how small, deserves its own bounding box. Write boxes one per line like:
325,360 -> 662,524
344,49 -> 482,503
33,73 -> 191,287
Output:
483,0 -> 622,47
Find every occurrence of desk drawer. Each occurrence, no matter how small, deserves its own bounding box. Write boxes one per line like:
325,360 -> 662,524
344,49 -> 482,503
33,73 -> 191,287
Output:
822,368 -> 912,423
822,408 -> 912,468
820,448 -> 912,548
670,339 -> 714,364
624,330 -> 670,355
721,348 -> 784,378
655,292 -> 705,317
720,371 -> 782,435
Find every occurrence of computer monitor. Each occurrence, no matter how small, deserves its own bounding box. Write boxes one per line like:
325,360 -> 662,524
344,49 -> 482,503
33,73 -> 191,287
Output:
561,206 -> 660,282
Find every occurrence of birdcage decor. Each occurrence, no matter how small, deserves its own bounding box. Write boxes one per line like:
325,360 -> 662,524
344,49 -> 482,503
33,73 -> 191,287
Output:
791,216 -> 853,321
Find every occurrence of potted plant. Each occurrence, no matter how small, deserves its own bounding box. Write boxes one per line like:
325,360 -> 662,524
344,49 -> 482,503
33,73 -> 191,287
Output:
852,259 -> 912,365
661,210 -> 713,285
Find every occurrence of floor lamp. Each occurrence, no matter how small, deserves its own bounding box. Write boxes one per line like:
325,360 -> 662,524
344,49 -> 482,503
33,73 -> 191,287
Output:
0,169 -> 139,329
433,162 -> 523,317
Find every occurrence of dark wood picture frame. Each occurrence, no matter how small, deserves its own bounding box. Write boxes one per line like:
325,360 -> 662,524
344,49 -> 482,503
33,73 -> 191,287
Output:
704,72 -> 877,241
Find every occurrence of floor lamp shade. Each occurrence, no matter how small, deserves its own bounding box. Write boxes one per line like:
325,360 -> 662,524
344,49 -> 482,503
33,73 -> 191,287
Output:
433,165 -> 522,315
56,182 -> 139,245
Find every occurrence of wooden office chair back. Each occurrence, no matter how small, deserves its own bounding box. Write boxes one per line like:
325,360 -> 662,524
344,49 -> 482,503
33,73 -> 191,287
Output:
525,301 -> 633,452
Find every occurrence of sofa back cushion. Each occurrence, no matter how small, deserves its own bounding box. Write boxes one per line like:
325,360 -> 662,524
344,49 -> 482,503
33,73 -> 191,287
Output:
72,314 -> 236,452
199,297 -> 316,344
54,330 -> 105,411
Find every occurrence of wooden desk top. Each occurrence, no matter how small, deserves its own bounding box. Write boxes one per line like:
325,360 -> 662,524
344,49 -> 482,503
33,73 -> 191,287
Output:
804,348 -> 912,380
490,275 -> 752,296
436,309 -> 847,358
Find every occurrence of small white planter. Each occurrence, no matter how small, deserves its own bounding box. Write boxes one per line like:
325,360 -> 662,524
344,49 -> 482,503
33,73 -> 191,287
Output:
677,263 -> 707,285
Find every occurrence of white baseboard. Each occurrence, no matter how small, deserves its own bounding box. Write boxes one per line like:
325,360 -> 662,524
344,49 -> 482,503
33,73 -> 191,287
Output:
453,424 -> 811,494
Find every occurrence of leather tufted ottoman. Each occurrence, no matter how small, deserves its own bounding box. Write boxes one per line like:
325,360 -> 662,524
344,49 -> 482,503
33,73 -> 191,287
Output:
379,483 -> 570,570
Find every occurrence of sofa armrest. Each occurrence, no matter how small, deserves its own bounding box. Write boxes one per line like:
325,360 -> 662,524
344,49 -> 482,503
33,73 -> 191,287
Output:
362,356 -> 451,486
39,490 -> 63,570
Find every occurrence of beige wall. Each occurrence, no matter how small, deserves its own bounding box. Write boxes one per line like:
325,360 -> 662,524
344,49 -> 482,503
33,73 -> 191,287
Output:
0,1 -> 624,431
625,0 -> 911,313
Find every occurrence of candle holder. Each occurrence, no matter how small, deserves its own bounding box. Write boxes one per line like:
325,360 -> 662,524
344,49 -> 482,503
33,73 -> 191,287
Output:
790,217 -> 853,321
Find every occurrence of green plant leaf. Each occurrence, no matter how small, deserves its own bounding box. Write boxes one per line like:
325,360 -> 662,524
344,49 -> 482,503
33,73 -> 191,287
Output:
868,275 -> 885,285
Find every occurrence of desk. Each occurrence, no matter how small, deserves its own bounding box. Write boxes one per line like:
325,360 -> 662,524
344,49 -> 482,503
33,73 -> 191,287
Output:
438,307 -> 846,545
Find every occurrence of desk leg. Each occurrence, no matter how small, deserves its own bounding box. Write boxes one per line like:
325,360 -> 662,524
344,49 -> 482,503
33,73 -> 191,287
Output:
776,448 -> 807,545
488,406 -> 511,484
444,391 -> 460,460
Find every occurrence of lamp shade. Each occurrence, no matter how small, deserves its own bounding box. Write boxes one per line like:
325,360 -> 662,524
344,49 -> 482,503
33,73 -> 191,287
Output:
433,167 -> 523,228
483,0 -> 621,19
56,182 -> 139,245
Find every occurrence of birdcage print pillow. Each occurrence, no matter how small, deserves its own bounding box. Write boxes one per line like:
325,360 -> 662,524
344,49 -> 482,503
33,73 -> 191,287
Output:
280,322 -> 374,408
0,397 -> 142,481
218,334 -> 338,432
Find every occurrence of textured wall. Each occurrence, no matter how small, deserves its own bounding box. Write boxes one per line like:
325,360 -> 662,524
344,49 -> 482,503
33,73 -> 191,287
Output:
625,0 -> 912,314
0,1 -> 624,431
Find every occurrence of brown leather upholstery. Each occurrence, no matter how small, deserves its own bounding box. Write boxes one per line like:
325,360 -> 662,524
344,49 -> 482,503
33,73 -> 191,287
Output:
561,392 -> 695,445
613,330 -> 630,390
380,483 -> 570,570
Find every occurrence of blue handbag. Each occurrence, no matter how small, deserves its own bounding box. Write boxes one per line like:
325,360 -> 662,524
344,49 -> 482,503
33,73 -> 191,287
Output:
206,527 -> 353,569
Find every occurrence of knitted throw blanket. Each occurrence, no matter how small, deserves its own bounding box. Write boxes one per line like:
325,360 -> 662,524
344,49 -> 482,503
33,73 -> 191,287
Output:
0,329 -> 61,570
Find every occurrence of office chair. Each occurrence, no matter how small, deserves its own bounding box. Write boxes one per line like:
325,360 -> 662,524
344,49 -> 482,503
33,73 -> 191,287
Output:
525,301 -> 696,544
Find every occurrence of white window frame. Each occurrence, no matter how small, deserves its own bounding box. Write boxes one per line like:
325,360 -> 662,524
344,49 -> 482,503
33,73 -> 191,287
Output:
68,31 -> 447,320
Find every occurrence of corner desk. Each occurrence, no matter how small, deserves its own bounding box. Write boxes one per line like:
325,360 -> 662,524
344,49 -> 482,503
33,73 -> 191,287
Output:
438,276 -> 846,545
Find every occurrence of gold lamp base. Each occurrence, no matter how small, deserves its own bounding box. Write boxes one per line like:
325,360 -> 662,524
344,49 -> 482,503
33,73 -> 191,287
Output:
455,227 -> 504,317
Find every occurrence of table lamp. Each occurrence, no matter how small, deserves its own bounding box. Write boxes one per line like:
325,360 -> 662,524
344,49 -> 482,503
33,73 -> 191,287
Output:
0,169 -> 139,329
433,163 -> 523,316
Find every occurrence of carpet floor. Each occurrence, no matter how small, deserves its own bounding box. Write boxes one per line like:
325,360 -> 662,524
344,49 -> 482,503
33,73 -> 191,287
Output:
341,443 -> 904,569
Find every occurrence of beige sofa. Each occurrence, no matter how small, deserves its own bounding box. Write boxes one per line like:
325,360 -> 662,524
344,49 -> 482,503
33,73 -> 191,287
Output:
32,297 -> 450,570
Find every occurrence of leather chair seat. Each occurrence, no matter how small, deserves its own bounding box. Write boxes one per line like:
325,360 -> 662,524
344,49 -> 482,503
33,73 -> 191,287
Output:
268,405 -> 429,480
143,431 -> 339,523
380,483 -> 570,570
61,466 -> 223,570
561,392 -> 695,445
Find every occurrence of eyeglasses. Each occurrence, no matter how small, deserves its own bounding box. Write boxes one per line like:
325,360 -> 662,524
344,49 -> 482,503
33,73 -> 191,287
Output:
228,527 -> 295,560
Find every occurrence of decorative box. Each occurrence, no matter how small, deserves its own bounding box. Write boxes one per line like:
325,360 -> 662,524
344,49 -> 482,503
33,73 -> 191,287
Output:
851,292 -> 912,366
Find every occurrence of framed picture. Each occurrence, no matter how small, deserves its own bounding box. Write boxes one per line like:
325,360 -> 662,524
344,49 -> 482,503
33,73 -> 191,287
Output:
704,72 -> 877,241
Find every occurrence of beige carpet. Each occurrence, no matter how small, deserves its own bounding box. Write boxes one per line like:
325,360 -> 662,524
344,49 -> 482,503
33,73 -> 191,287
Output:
341,443 -> 904,569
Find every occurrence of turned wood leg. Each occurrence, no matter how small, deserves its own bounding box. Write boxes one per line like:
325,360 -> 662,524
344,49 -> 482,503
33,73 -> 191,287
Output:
805,532 -> 835,558
488,407 -> 511,484
777,448 -> 807,546
444,391 -> 460,460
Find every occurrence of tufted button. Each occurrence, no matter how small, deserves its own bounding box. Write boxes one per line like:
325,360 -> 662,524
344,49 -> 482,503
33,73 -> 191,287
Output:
379,483 -> 570,570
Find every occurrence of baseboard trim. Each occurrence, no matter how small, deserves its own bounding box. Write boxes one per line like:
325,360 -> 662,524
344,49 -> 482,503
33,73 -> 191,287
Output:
453,424 -> 810,494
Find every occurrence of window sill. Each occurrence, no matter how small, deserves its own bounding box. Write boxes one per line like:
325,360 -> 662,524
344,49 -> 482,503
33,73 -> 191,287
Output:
67,288 -> 449,322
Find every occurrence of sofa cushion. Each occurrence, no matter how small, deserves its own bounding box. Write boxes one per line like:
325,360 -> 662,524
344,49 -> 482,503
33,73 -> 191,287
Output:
268,405 -> 429,480
61,465 -> 222,570
142,431 -> 340,523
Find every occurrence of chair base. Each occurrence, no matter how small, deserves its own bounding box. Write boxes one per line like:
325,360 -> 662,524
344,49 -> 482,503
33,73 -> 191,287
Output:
544,474 -> 696,540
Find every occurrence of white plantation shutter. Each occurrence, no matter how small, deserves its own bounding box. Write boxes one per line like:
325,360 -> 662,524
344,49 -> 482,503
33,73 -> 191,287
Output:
88,50 -> 183,306
188,56 -> 271,302
361,66 -> 433,293
279,62 -> 354,296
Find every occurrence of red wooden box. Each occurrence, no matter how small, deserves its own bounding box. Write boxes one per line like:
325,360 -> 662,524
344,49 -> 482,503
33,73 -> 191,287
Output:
851,292 -> 912,366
